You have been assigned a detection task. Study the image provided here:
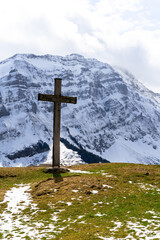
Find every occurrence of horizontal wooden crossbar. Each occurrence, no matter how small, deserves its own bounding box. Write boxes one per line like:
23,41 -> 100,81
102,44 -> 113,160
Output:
38,93 -> 77,104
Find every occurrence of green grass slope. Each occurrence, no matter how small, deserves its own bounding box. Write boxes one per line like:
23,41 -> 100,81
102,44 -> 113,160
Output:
0,163 -> 160,239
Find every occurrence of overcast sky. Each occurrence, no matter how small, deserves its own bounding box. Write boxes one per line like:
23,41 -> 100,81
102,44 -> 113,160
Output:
0,0 -> 160,92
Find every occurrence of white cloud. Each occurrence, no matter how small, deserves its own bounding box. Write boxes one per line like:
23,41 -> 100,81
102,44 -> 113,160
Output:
0,0 -> 160,92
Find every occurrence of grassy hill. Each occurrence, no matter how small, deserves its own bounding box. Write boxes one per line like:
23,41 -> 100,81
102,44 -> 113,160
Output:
0,163 -> 160,239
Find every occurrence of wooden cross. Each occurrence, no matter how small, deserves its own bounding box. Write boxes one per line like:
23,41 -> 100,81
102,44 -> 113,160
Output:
38,78 -> 77,169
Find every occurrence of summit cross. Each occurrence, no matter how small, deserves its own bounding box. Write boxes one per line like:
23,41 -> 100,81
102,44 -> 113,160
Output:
38,78 -> 77,169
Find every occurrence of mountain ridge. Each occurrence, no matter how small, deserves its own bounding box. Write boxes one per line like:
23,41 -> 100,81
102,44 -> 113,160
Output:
0,53 -> 160,166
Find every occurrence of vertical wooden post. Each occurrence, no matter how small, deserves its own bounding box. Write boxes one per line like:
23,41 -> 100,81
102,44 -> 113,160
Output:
53,78 -> 61,168
38,77 -> 77,169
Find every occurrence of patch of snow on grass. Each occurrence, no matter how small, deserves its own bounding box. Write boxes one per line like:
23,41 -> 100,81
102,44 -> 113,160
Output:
0,184 -> 67,239
138,183 -> 160,194
66,202 -> 72,206
69,169 -> 93,174
2,184 -> 32,214
78,215 -> 84,219
79,221 -> 86,224
97,212 -> 160,239
95,213 -> 107,217
127,218 -> 160,239
52,214 -> 59,222
72,189 -> 79,193
97,236 -> 115,240
0,184 -> 40,239
103,184 -> 113,189
91,190 -> 99,194
110,221 -> 123,232
101,173 -> 114,177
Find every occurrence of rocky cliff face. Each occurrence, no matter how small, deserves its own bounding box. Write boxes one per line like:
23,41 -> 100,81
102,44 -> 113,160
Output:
0,53 -> 160,166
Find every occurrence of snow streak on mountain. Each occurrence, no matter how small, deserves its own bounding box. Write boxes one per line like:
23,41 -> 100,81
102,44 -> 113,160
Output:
0,53 -> 160,167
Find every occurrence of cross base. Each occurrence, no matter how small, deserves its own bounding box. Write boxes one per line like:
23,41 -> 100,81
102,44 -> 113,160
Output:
43,167 -> 70,174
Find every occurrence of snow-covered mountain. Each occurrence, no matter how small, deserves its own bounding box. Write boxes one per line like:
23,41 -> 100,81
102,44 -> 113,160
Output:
0,53 -> 160,167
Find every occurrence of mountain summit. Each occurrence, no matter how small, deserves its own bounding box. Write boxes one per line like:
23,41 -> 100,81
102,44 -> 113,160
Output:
0,53 -> 160,166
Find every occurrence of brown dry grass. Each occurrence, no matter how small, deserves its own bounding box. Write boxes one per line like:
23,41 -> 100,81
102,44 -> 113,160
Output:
31,173 -> 111,203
